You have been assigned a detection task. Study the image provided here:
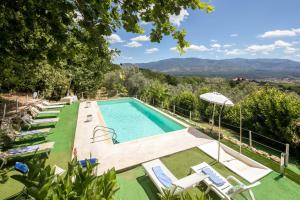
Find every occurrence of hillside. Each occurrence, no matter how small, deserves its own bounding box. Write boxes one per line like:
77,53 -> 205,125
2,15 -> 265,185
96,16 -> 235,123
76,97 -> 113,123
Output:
125,58 -> 300,79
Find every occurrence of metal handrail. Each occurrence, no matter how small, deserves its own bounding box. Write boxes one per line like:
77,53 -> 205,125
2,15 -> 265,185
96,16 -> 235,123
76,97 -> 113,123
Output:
93,125 -> 115,132
92,125 -> 118,143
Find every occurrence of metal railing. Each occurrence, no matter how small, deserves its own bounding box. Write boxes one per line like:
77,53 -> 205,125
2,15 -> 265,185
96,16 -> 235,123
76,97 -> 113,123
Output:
135,95 -> 290,165
92,125 -> 118,144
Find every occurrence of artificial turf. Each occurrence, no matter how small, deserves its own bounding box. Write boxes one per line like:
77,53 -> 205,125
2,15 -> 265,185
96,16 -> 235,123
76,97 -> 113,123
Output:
116,148 -> 300,200
45,103 -> 79,168
116,166 -> 160,200
0,102 -> 79,199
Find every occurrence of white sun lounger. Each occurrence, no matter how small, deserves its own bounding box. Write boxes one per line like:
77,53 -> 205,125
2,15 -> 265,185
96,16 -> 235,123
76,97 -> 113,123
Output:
29,118 -> 59,125
0,142 -> 55,159
42,100 -> 67,106
142,159 -> 207,194
36,103 -> 64,110
191,162 -> 260,200
30,106 -> 60,116
15,128 -> 52,139
22,115 -> 59,126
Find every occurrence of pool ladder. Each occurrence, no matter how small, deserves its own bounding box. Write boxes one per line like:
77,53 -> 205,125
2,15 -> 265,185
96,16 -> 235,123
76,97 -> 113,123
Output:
92,125 -> 118,144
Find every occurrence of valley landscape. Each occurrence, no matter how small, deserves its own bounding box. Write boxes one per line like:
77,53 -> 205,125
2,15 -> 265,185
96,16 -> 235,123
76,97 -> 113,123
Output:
126,58 -> 300,80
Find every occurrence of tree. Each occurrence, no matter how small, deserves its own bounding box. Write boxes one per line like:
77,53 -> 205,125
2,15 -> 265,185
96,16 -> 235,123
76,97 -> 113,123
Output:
196,86 -> 212,119
102,70 -> 128,96
225,86 -> 300,152
168,83 -> 193,95
165,74 -> 178,86
125,70 -> 149,96
0,0 -> 214,96
172,91 -> 199,115
142,80 -> 169,105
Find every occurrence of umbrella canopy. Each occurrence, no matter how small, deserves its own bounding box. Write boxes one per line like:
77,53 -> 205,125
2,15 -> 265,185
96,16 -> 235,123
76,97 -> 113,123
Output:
199,92 -> 234,162
200,92 -> 234,106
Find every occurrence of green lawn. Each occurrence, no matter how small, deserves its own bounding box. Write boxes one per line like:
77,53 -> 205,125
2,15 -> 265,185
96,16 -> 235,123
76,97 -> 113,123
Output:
116,148 -> 300,200
287,158 -> 300,175
0,103 -> 79,199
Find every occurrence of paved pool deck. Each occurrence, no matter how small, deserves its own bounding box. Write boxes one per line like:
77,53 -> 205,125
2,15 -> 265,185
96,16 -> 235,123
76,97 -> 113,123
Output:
73,99 -> 214,175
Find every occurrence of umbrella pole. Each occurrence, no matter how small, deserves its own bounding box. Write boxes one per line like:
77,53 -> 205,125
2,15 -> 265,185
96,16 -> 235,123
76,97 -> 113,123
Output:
239,105 -> 242,153
218,117 -> 221,162
218,103 -> 225,162
211,103 -> 216,131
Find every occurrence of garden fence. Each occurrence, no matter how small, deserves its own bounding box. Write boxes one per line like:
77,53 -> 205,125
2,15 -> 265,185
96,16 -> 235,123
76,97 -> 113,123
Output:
135,95 -> 290,166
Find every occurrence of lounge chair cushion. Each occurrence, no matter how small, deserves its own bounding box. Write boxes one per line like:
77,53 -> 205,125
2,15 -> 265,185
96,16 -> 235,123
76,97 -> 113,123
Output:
15,162 -> 29,174
7,145 -> 39,155
152,166 -> 173,188
18,129 -> 47,137
39,110 -> 60,114
202,167 -> 226,186
32,118 -> 58,123
79,158 -> 97,168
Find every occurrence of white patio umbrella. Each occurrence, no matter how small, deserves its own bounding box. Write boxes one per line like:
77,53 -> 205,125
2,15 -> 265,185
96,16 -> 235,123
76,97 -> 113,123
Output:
200,92 -> 234,162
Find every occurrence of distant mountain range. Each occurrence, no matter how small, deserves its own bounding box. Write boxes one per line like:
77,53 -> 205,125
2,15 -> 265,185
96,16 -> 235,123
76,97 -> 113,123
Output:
124,58 -> 300,79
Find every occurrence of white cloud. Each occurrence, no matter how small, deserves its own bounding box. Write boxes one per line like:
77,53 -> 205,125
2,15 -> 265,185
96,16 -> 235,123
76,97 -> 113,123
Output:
105,34 -> 124,44
170,44 -> 209,52
225,49 -> 244,55
273,40 -> 292,48
131,35 -> 150,42
223,44 -> 233,48
259,28 -> 300,38
120,56 -> 133,60
230,33 -> 238,37
284,47 -> 297,54
246,40 -> 295,54
185,44 -> 209,52
210,39 -> 218,42
124,41 -> 142,48
211,43 -> 221,48
145,48 -> 159,54
246,44 -> 276,54
169,9 -> 189,26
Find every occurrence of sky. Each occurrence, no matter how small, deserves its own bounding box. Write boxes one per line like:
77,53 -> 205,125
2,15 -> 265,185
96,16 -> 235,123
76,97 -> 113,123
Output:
107,0 -> 300,64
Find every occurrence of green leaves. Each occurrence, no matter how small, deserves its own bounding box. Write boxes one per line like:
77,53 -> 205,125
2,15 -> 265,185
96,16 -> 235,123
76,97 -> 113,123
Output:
225,86 -> 300,151
142,80 -> 169,105
0,0 -> 214,96
13,156 -> 57,199
172,91 -> 199,115
0,161 -> 9,184
173,30 -> 189,54
158,187 -> 208,200
14,156 -> 119,200
158,187 -> 178,200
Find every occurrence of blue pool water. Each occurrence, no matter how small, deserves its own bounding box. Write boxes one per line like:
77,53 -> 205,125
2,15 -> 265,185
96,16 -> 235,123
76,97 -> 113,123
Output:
97,98 -> 185,143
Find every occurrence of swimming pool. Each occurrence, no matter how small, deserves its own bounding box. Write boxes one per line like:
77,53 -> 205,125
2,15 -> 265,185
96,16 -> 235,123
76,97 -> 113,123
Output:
97,98 -> 185,143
